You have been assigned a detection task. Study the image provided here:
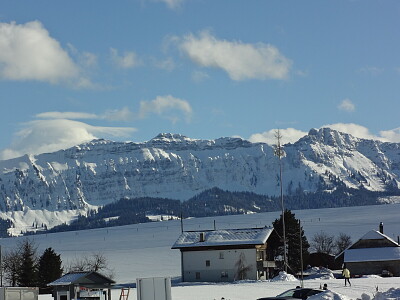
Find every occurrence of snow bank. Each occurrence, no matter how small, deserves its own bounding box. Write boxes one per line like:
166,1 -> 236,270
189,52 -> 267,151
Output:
270,271 -> 299,282
361,274 -> 382,279
304,267 -> 335,280
308,290 -> 350,300
373,288 -> 400,300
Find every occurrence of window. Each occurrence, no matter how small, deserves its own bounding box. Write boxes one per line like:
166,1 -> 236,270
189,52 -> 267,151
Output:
196,272 -> 201,280
221,271 -> 228,278
219,252 -> 224,259
206,260 -> 210,267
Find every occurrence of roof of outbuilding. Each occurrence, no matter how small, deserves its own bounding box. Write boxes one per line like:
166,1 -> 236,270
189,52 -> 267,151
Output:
171,226 -> 274,249
345,247 -> 400,262
48,271 -> 115,286
359,230 -> 399,245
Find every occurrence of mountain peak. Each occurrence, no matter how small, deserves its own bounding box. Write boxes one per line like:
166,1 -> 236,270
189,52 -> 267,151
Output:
151,133 -> 193,142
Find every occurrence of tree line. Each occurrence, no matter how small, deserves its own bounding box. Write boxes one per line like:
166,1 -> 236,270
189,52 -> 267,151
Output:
26,186 -> 390,236
1,238 -> 113,293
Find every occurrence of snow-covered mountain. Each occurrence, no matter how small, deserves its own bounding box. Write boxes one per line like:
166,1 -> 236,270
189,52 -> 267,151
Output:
0,127 -> 400,230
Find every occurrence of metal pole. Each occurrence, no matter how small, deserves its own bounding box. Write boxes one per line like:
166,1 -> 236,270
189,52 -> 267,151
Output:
180,212 -> 183,233
299,221 -> 304,288
0,245 -> 2,287
275,130 -> 287,273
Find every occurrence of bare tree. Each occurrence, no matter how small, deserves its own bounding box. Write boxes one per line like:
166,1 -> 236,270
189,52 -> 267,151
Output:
311,231 -> 335,255
335,233 -> 352,254
66,252 -> 114,279
86,252 -> 108,272
2,249 -> 21,286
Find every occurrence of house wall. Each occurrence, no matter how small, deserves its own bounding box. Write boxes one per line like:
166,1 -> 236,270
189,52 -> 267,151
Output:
181,248 -> 257,282
347,260 -> 400,276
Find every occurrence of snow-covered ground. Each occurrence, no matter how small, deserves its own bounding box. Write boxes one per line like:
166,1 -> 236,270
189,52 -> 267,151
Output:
1,203 -> 400,299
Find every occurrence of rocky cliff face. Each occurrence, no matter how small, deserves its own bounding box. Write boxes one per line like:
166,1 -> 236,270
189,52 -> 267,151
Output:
1,128 -> 399,214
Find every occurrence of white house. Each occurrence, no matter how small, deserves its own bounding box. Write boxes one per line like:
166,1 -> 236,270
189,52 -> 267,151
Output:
171,227 -> 277,282
342,223 -> 400,276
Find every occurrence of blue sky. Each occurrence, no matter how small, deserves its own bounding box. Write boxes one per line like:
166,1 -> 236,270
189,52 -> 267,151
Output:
1,0 -> 400,159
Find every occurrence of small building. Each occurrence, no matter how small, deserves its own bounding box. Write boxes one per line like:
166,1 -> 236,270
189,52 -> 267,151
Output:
0,287 -> 38,300
171,227 -> 277,282
48,271 -> 115,300
342,224 -> 400,276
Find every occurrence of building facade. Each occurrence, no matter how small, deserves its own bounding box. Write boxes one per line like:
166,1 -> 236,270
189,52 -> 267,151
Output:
172,227 -> 277,282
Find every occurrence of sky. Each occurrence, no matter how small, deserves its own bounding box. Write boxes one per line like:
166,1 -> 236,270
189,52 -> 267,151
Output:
1,0 -> 400,160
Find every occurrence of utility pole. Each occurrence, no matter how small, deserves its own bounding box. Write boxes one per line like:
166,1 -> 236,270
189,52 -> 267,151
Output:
299,220 -> 304,288
0,245 -> 2,287
274,129 -> 287,273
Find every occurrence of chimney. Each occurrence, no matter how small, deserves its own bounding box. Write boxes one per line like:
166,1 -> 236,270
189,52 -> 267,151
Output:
379,222 -> 384,234
199,232 -> 205,242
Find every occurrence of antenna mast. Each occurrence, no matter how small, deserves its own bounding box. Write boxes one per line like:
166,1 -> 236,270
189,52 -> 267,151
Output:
274,129 -> 287,273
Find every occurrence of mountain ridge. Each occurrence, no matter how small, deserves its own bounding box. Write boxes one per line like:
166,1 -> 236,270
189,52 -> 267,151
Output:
1,127 -> 400,234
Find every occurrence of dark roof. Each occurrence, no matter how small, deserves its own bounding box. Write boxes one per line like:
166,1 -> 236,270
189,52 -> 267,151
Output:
172,227 -> 274,249
48,271 -> 115,287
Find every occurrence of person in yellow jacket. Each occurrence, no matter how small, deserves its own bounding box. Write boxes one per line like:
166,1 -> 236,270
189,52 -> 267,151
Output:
342,267 -> 351,286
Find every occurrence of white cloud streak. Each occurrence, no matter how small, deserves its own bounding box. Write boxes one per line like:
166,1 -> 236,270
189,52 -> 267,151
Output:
178,31 -> 291,81
154,0 -> 184,9
139,95 -> 192,123
338,98 -> 355,112
0,21 -> 86,85
110,48 -> 139,69
0,119 -> 136,160
36,108 -> 134,122
153,57 -> 176,71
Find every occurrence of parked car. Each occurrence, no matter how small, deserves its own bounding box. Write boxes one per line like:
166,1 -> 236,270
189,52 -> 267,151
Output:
257,288 -> 324,300
381,270 -> 393,277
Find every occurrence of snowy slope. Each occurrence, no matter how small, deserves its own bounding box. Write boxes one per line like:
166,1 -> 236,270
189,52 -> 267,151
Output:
0,128 -> 400,232
2,204 -> 400,300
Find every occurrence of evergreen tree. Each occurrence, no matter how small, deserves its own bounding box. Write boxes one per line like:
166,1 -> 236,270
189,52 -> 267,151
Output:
17,238 -> 38,287
38,248 -> 63,288
270,209 -> 310,274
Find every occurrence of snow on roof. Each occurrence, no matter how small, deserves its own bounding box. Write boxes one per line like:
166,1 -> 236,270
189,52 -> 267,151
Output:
48,272 -> 91,286
171,227 -> 274,249
344,247 -> 400,262
48,271 -> 115,286
360,230 -> 398,244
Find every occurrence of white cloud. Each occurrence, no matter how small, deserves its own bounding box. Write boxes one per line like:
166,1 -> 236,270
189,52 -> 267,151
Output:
139,95 -> 192,123
103,107 -> 134,122
36,108 -> 134,122
80,52 -> 98,67
191,70 -> 209,82
36,111 -> 99,120
110,48 -> 139,69
154,0 -> 184,9
338,98 -> 355,112
358,66 -> 384,76
153,57 -> 176,71
322,123 -> 400,143
321,123 -> 386,141
0,21 -> 84,85
248,128 -> 307,145
0,119 -> 136,160
178,31 -> 291,81
380,128 -> 400,143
